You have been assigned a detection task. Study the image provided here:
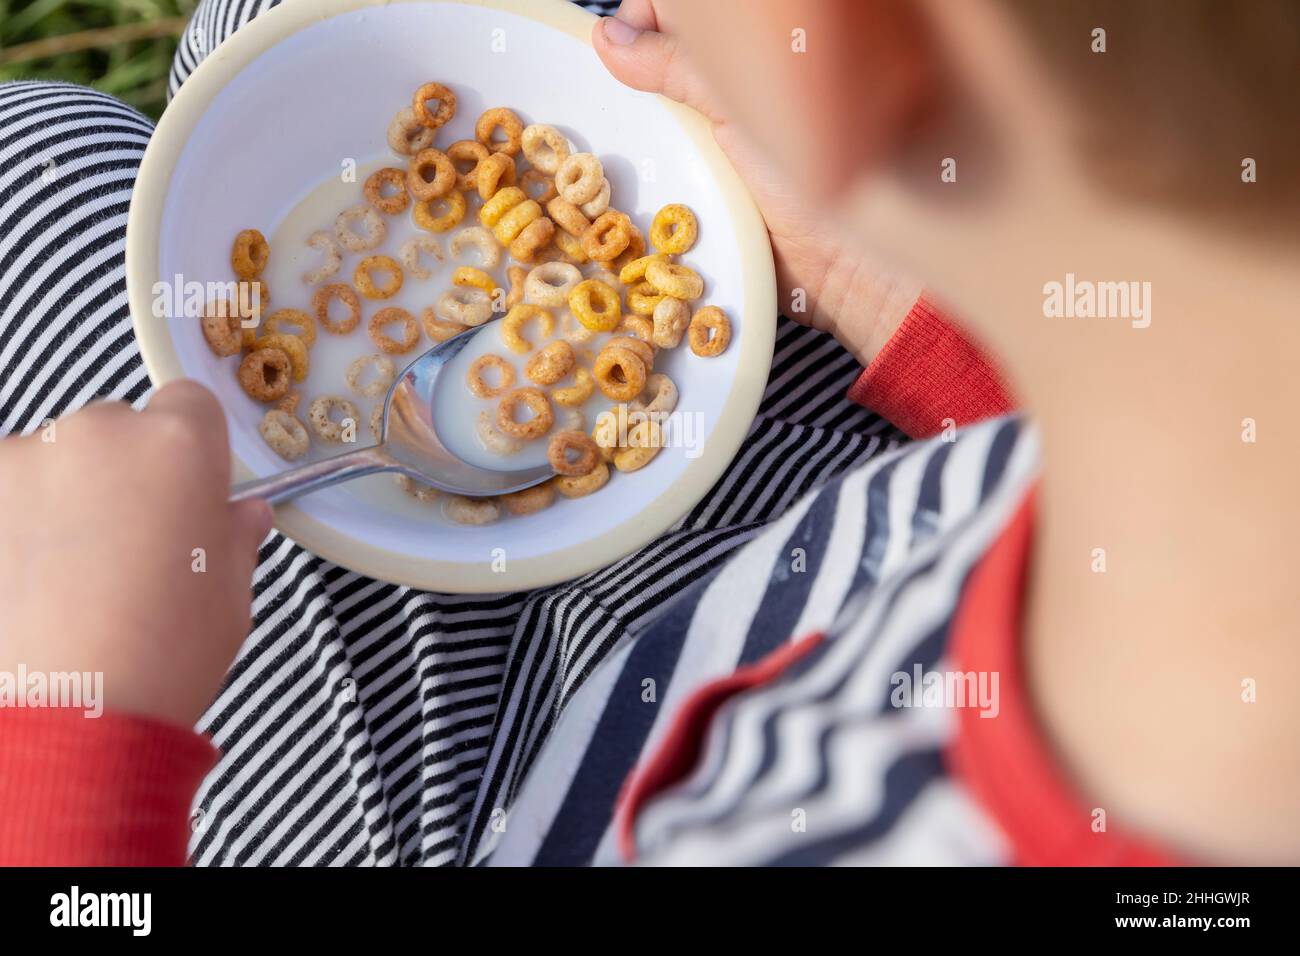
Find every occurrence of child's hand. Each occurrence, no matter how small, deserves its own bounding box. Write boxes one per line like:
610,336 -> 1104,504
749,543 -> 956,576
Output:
0,382 -> 272,726
593,0 -> 922,364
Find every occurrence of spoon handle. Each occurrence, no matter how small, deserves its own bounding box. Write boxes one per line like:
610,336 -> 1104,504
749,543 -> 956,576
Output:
230,444 -> 396,505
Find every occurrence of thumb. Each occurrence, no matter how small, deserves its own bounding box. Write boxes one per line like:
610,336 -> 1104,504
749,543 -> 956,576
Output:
592,16 -> 720,123
230,496 -> 273,560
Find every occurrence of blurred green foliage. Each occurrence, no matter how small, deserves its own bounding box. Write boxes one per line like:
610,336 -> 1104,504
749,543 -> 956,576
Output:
0,0 -> 197,118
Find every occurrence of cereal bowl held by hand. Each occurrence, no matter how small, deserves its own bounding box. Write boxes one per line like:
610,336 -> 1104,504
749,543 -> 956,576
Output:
126,0 -> 775,593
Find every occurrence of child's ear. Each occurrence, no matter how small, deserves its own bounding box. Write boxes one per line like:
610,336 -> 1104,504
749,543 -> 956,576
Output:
659,0 -> 938,201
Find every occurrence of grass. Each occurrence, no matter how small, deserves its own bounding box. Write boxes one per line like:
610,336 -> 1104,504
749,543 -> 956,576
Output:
0,0 -> 198,118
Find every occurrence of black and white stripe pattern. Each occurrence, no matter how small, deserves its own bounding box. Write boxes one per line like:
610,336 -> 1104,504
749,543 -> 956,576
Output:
0,0 -> 918,866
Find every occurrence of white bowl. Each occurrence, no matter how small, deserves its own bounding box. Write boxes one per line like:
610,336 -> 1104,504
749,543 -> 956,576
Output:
126,0 -> 775,592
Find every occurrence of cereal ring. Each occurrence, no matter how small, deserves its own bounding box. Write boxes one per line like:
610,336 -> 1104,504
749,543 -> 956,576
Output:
524,262 -> 582,307
594,346 -> 647,402
476,409 -> 522,455
501,304 -> 554,354
592,407 -> 625,462
496,387 -> 553,440
501,482 -> 555,516
234,280 -> 270,330
449,226 -> 501,268
548,430 -> 599,477
510,217 -> 554,263
436,287 -> 493,327
368,306 -> 421,354
397,474 -> 441,503
278,392 -> 302,415
201,300 -> 241,357
505,265 -> 527,308
618,253 -> 668,286
253,333 -> 309,382
407,148 -> 456,201
475,107 -> 523,156
302,230 -> 342,284
552,366 -> 594,407
370,403 -> 385,441
578,177 -> 611,218
626,281 -> 665,316
555,152 -> 604,204
453,266 -> 499,297
447,139 -> 490,191
632,372 -> 678,415
554,461 -> 610,498
312,283 -> 361,335
617,314 -> 655,344
239,348 -> 292,402
524,340 -> 575,386
568,278 -> 622,332
475,152 -> 517,200
422,309 -> 468,343
336,204 -> 385,252
412,81 -> 456,130
560,408 -> 587,433
467,353 -> 516,399
688,305 -> 731,356
589,265 -> 621,291
413,190 -> 467,232
263,308 -> 316,348
308,395 -> 361,443
614,419 -> 664,472
580,211 -> 632,262
493,199 -> 542,245
546,196 -> 591,237
400,235 -> 444,279
521,124 -> 571,175
650,203 -> 699,254
560,311 -> 596,344
606,335 -> 654,371
364,167 -> 410,215
612,224 -> 648,275
646,259 -> 704,300
443,494 -> 500,525
346,354 -> 397,399
553,229 -> 588,264
388,105 -> 436,155
519,169 -> 557,204
231,229 -> 269,280
476,186 -> 521,227
259,409 -> 310,461
652,296 -> 690,348
354,255 -> 404,300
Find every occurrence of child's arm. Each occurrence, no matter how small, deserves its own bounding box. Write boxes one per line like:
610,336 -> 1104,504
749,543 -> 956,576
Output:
0,382 -> 270,865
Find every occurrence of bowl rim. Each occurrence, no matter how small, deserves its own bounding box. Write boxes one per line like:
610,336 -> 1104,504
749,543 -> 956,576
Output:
126,0 -> 776,593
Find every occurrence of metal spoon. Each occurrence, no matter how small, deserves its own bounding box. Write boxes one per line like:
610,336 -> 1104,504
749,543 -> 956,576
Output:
230,322 -> 552,505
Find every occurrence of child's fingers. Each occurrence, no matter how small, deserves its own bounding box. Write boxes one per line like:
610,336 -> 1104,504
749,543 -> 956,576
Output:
611,0 -> 660,32
229,497 -> 273,562
592,17 -> 721,123
143,379 -> 231,486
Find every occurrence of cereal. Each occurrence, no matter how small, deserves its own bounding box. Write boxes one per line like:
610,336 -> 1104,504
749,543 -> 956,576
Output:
234,279 -> 270,329
548,430 -> 599,477
412,81 -> 456,130
552,367 -> 595,407
505,265 -> 527,308
510,217 -> 555,263
626,281 -> 665,315
231,229 -> 269,280
422,309 -> 467,342
524,262 -> 582,307
521,124 -> 570,175
443,494 -> 500,525
413,191 -> 467,232
447,139 -> 490,191
308,395 -> 361,442
614,419 -> 664,472
254,332 -> 310,382
449,226 -> 501,269
336,204 -> 386,252
388,105 -> 436,155
312,283 -> 361,335
555,152 -> 604,204
546,196 -> 591,237
501,303 -> 554,354
581,211 -> 632,262
612,224 -> 647,274
370,403 -> 385,441
617,314 -> 655,344
524,340 -> 575,386
407,148 -> 456,201
475,152 -> 517,200
650,203 -> 698,254
346,353 -> 397,398
578,178 -> 611,218
437,287 -> 493,327
201,299 -> 242,357
477,409 -> 522,455
606,335 -> 654,371
494,199 -> 542,245
354,255 -> 404,300
302,230 -> 342,284
475,107 -> 523,156
277,392 -> 301,415
652,296 -> 690,348
631,372 -> 678,415
397,474 -> 441,503
259,409 -> 310,461
592,407 -> 624,462
480,186 -> 526,228
239,348 -> 292,402
593,346 -> 647,402
364,167 -> 411,215
519,169 -> 558,204
368,306 -> 421,354
400,235 -> 444,279
560,311 -> 596,344
263,308 -> 316,348
554,461 -> 610,498
560,408 -> 587,433
646,259 -> 704,300
467,353 -> 516,398
618,253 -> 668,286
568,278 -> 621,332
553,229 -> 588,264
500,482 -> 555,516
688,305 -> 731,356
453,266 -> 499,297
496,387 -> 554,439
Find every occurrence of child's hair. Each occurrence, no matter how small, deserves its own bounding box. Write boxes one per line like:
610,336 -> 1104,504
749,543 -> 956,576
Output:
1004,0 -> 1299,223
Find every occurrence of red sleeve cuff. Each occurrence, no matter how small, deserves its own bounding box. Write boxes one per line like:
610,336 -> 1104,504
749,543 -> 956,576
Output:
0,707 -> 216,866
846,298 -> 1014,438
